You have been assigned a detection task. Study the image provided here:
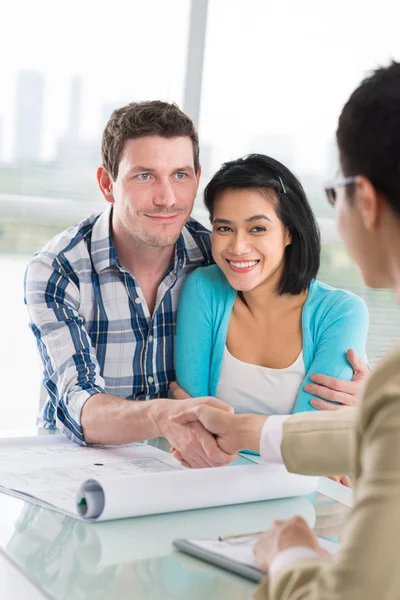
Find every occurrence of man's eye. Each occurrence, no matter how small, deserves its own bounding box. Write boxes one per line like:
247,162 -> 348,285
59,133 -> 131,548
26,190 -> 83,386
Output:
137,173 -> 150,180
175,172 -> 187,180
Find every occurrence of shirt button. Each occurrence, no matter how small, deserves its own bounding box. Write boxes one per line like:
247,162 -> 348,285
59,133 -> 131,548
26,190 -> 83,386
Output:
148,335 -> 154,342
135,298 -> 141,304
148,376 -> 154,384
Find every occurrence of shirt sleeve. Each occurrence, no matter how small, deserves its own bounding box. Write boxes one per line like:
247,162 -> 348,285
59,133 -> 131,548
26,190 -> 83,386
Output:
175,270 -> 213,397
269,547 -> 320,575
293,292 -> 369,413
24,252 -> 106,444
259,415 -> 289,463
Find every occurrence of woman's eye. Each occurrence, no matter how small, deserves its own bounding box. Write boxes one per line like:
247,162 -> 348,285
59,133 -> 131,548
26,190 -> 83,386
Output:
215,226 -> 232,233
250,226 -> 267,232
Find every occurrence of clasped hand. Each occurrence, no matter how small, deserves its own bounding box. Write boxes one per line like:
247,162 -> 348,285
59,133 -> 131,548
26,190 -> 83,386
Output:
160,395 -> 237,468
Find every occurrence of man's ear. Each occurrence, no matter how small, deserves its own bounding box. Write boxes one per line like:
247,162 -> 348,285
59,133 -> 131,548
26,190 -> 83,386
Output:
97,165 -> 114,203
355,176 -> 382,232
195,165 -> 202,188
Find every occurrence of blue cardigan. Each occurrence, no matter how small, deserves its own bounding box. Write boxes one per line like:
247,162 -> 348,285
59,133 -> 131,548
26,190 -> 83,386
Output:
175,265 -> 369,414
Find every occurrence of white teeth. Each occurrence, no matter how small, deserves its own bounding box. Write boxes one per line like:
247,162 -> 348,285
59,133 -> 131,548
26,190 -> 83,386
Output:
229,260 -> 259,269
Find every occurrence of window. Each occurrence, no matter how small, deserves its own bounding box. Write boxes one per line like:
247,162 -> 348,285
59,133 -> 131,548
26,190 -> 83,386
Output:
1,0 -> 191,430
196,0 -> 400,364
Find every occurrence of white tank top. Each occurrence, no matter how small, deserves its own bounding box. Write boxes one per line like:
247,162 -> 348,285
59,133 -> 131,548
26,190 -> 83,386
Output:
216,347 -> 306,415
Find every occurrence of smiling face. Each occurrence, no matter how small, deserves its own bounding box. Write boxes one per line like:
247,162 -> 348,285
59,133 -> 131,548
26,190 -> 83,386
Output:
98,135 -> 200,248
211,188 -> 292,292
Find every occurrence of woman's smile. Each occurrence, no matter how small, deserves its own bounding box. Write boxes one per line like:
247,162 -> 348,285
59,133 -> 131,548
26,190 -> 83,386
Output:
225,258 -> 260,274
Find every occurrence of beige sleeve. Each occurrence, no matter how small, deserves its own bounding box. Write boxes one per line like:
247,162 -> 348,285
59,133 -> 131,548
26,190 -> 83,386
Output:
253,349 -> 400,600
281,406 -> 357,476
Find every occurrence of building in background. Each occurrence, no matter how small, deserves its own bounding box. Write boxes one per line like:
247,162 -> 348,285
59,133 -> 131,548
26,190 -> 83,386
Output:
66,74 -> 83,143
14,70 -> 45,164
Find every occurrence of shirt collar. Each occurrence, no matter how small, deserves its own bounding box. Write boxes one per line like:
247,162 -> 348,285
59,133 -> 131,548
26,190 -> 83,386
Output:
174,220 -> 207,276
91,206 -> 118,274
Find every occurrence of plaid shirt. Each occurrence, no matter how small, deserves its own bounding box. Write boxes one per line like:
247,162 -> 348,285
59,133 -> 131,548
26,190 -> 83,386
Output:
24,207 -> 212,444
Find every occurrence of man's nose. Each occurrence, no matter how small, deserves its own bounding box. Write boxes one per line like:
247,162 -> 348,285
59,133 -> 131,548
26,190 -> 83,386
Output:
153,179 -> 176,208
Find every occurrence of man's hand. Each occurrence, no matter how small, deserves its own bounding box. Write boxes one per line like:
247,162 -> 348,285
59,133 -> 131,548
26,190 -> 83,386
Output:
156,398 -> 237,469
305,349 -> 369,411
254,516 -> 328,572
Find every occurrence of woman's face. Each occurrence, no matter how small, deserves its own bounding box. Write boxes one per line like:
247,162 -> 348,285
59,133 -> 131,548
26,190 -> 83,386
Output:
335,178 -> 389,289
211,188 -> 291,292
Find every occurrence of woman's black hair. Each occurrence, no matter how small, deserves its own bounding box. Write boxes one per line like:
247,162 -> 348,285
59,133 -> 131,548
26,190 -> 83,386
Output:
204,154 -> 321,295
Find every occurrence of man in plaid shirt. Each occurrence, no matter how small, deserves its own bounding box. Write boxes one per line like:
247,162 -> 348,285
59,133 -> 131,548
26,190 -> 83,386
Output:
24,100 -> 234,468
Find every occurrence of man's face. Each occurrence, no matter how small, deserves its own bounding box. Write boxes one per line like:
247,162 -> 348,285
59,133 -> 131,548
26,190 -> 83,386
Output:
103,136 -> 200,248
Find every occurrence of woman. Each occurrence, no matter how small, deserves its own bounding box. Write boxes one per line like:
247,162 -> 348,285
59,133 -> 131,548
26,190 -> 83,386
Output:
175,154 -> 368,418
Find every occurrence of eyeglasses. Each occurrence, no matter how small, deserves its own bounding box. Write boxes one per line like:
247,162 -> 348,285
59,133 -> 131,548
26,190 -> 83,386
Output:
324,176 -> 357,206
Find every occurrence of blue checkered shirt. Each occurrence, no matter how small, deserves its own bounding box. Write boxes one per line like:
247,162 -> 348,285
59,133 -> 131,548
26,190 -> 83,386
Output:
24,207 -> 212,444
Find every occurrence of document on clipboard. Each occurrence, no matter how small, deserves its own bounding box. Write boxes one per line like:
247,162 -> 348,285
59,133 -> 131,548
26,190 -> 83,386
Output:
173,535 -> 339,583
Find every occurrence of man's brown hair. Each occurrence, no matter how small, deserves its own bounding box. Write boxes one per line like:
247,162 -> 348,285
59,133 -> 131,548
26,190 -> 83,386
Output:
101,100 -> 200,180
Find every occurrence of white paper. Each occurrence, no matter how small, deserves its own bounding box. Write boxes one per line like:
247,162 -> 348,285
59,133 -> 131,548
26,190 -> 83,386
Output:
0,436 -> 318,522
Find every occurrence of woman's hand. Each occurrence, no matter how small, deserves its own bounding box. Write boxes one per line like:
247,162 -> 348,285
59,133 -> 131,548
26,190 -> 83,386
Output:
254,516 -> 329,572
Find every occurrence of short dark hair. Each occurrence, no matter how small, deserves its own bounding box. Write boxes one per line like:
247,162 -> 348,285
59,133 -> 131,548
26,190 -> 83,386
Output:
101,100 -> 200,180
337,61 -> 400,218
204,154 -> 321,295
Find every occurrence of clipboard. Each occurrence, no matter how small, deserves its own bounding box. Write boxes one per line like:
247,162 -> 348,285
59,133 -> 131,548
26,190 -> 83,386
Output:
174,535 -> 338,583
173,538 -> 266,583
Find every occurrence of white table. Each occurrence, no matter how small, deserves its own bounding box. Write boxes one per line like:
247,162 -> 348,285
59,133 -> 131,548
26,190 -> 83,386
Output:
0,430 -> 351,600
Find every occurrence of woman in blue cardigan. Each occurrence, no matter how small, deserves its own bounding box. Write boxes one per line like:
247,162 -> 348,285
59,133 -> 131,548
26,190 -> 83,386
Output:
175,154 -> 368,417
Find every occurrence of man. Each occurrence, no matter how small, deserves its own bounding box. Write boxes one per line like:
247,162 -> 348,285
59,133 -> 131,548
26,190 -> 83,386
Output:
170,61 -> 400,599
25,100 -> 366,467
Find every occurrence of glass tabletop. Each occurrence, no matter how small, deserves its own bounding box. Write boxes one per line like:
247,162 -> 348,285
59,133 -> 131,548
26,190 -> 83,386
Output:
0,432 -> 352,600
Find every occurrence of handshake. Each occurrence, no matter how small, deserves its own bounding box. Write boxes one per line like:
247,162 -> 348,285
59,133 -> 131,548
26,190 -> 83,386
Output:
164,382 -> 268,469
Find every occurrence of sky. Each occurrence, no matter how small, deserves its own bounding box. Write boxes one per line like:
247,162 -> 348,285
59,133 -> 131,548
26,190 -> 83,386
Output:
1,0 -> 400,175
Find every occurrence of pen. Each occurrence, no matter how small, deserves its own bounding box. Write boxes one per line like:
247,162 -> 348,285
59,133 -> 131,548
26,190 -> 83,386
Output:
218,530 -> 264,541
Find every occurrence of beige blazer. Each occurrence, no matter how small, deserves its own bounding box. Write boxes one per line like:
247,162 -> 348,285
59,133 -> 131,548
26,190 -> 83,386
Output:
254,341 -> 400,600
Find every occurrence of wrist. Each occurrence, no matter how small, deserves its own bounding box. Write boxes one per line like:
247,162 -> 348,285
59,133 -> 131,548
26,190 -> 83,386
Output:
148,399 -> 168,438
236,414 -> 268,452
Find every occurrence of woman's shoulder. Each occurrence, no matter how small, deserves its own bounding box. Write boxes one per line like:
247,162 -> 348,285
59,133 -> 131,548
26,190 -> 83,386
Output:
308,279 -> 368,320
183,264 -> 232,295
